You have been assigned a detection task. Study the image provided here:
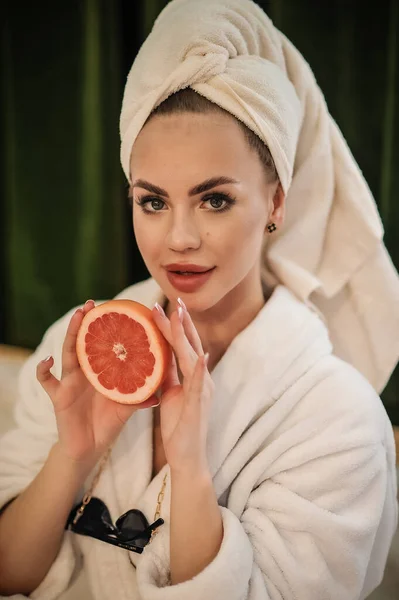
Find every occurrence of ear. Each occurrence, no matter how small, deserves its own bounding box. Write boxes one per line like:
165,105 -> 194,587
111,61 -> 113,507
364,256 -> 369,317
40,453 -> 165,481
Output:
267,181 -> 285,230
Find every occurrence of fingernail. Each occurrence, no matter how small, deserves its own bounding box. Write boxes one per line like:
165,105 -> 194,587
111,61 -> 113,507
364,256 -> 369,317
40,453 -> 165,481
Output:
85,299 -> 94,306
177,297 -> 186,311
177,306 -> 184,322
42,355 -> 52,363
204,352 -> 209,366
151,400 -> 161,408
154,302 -> 165,317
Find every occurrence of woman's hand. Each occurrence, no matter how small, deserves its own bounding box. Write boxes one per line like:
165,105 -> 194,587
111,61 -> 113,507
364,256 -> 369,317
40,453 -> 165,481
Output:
36,300 -> 159,467
152,300 -> 215,475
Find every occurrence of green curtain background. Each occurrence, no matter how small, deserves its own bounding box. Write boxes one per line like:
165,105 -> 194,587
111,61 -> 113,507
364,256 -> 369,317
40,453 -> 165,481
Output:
2,0 -> 398,422
1,0 -> 132,346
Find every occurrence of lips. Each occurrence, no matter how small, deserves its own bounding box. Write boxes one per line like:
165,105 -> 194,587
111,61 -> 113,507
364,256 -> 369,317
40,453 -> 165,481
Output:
166,267 -> 216,293
164,263 -> 214,273
172,269 -> 212,275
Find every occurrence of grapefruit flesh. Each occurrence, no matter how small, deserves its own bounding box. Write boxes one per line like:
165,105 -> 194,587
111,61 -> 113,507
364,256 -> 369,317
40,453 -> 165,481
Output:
76,299 -> 171,404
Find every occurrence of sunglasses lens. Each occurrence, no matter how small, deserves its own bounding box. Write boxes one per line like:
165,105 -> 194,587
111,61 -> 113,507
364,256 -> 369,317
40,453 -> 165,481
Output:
69,497 -> 116,536
130,532 -> 151,548
115,509 -> 149,540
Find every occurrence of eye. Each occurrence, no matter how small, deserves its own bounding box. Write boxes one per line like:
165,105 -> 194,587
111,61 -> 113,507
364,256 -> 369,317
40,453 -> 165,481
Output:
147,198 -> 164,211
134,197 -> 166,213
207,196 -> 224,209
202,192 -> 237,213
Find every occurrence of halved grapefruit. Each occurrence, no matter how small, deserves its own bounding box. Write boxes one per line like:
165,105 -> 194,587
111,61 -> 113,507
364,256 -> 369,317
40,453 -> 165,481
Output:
76,299 -> 171,404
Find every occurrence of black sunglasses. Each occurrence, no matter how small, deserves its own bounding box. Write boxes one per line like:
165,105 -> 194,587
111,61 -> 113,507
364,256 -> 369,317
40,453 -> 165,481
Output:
65,497 -> 164,554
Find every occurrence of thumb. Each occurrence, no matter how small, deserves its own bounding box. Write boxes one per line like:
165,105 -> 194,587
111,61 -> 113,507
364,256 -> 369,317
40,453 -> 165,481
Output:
116,394 -> 160,418
160,352 -> 180,394
137,394 -> 161,409
114,393 -> 160,424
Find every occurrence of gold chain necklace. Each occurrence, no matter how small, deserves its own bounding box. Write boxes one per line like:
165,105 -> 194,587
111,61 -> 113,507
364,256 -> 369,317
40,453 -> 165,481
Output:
72,444 -> 168,544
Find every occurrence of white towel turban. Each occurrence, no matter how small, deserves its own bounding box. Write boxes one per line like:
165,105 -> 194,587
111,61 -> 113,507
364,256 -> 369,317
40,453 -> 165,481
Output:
120,0 -> 399,394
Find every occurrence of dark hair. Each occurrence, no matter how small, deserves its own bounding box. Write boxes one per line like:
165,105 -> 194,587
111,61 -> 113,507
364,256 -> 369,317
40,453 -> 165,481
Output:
144,87 -> 278,184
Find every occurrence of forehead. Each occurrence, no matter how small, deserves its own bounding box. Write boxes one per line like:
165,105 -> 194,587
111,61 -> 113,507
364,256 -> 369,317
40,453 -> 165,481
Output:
130,112 -> 259,178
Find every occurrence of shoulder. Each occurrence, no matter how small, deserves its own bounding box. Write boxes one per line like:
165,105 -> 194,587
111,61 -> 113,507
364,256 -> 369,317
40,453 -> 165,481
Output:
292,354 -> 392,450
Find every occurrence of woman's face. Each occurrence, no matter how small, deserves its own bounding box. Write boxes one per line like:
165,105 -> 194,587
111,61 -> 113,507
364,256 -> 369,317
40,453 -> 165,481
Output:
129,111 -> 284,314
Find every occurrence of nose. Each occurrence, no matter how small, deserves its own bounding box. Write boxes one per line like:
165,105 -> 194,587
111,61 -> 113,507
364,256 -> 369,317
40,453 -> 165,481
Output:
166,211 -> 201,252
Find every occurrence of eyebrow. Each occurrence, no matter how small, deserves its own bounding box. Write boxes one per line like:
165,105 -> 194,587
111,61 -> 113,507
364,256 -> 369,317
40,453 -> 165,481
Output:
131,176 -> 240,198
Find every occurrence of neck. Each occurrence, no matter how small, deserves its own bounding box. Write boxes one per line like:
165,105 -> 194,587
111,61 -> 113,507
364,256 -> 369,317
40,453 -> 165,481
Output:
163,274 -> 272,372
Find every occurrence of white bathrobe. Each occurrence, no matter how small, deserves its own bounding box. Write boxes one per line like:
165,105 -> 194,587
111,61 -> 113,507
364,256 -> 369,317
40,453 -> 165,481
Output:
0,277 -> 397,600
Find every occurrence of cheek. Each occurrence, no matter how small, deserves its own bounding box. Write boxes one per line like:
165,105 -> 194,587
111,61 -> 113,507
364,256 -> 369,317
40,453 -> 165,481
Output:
133,212 -> 162,261
219,212 -> 264,258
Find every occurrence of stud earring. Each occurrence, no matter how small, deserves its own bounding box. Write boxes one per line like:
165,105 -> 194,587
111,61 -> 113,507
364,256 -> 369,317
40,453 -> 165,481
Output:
267,223 -> 277,233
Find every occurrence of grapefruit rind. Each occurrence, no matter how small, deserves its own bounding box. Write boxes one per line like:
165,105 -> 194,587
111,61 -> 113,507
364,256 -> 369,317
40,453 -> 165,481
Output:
76,299 -> 170,404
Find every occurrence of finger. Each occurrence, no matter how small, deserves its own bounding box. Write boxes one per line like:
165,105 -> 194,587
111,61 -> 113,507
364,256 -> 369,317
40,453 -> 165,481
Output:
178,301 -> 204,356
139,394 -> 161,409
153,305 -> 197,377
170,309 -> 199,378
61,308 -> 84,377
153,302 -> 203,357
153,303 -> 200,378
115,394 -> 159,424
151,306 -> 181,385
82,299 -> 95,315
160,351 -> 180,392
186,354 -> 207,408
36,355 -> 59,399
152,304 -> 173,345
62,300 -> 95,377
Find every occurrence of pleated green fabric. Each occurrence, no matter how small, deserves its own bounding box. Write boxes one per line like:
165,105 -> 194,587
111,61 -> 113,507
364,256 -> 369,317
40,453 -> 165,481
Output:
2,0 -> 128,349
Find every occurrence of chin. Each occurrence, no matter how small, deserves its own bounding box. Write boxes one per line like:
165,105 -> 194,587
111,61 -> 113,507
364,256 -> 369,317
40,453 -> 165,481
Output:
184,286 -> 229,312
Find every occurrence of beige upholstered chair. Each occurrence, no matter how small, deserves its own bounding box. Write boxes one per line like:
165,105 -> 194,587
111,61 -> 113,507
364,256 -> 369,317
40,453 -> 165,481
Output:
0,345 -> 33,436
0,345 -> 93,600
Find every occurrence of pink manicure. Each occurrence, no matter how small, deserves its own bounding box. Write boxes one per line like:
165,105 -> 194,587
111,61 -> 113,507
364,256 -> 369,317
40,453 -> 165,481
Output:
177,297 -> 186,311
154,302 -> 165,317
177,306 -> 184,322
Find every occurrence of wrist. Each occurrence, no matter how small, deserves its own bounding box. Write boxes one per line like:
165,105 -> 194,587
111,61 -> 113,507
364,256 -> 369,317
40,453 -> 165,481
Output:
170,465 -> 212,486
51,442 -> 97,480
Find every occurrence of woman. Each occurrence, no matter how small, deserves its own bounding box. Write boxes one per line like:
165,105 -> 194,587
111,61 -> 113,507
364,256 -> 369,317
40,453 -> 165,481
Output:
0,1 -> 398,599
